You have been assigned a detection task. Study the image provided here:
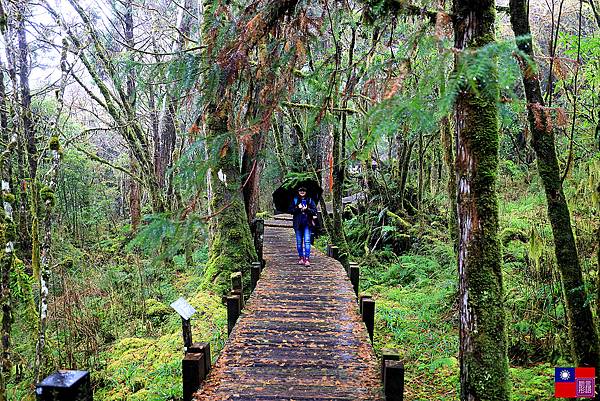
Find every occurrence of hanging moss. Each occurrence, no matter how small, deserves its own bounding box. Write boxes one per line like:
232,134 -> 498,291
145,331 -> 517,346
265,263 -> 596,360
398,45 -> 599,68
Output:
39,186 -> 56,208
2,193 -> 16,205
4,220 -> 16,243
48,135 -> 60,151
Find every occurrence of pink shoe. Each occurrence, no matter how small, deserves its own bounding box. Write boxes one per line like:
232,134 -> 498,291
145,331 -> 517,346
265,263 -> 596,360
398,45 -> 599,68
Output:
298,257 -> 305,265
304,258 -> 311,266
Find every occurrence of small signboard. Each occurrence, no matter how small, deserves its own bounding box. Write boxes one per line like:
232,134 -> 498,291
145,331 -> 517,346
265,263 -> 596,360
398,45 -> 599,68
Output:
170,297 -> 196,321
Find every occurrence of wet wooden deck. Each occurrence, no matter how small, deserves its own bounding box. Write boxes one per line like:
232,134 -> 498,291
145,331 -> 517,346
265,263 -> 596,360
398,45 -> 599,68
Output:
194,221 -> 383,400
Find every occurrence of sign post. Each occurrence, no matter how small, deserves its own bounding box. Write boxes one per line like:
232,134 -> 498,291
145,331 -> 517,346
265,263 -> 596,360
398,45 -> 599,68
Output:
170,297 -> 196,351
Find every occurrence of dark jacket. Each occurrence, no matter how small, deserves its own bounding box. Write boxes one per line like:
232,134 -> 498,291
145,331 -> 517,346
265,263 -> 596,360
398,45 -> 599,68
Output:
289,196 -> 317,231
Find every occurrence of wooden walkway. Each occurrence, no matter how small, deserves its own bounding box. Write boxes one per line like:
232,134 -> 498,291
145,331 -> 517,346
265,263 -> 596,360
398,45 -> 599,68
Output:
194,220 -> 383,400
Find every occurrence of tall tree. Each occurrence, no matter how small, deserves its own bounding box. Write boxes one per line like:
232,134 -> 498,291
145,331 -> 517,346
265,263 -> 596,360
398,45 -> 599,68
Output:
509,0 -> 600,378
453,0 -> 509,399
0,60 -> 17,401
124,0 -> 141,230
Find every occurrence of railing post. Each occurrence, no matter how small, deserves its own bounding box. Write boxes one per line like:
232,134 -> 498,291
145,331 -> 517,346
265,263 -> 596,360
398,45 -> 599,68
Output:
254,218 -> 264,264
381,348 -> 400,378
330,245 -> 339,260
384,360 -> 404,401
362,298 -> 375,343
348,262 -> 359,278
182,352 -> 206,401
359,294 -> 372,314
230,272 -> 244,308
349,264 -> 360,296
36,370 -> 92,401
188,342 -> 211,375
226,294 -> 241,335
251,262 -> 261,291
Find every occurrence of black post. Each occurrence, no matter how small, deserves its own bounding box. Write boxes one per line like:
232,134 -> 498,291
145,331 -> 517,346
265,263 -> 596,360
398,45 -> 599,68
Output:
182,318 -> 193,350
359,294 -> 372,314
227,295 -> 241,335
36,371 -> 92,401
349,264 -> 360,297
383,360 -> 404,401
381,348 -> 400,378
330,245 -> 339,260
348,262 -> 359,278
362,298 -> 375,343
182,352 -> 206,401
254,218 -> 264,262
188,342 -> 211,375
251,262 -> 261,291
230,272 -> 244,308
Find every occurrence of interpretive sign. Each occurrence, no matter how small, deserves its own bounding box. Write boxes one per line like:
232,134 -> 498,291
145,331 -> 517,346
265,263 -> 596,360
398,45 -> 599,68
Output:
170,297 -> 196,321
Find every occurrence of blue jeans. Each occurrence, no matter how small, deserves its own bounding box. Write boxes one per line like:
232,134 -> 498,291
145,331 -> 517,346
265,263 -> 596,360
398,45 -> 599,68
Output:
295,225 -> 311,259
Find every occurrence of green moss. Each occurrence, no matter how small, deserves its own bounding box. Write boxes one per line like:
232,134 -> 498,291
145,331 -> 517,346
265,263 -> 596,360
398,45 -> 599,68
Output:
5,220 -> 16,242
39,186 -> 56,208
48,135 -> 60,151
2,192 -> 15,204
96,291 -> 226,401
500,227 -> 528,247
145,299 -> 171,318
201,114 -> 257,295
63,258 -> 74,269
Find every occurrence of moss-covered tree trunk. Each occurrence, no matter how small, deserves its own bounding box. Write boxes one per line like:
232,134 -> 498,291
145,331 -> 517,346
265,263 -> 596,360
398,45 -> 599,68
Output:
0,65 -> 17,401
453,1 -> 509,399
201,102 -> 256,296
509,0 -> 600,379
440,116 -> 458,249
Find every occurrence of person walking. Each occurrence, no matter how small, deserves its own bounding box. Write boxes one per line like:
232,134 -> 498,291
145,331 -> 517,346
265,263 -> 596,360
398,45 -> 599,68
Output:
289,187 -> 317,266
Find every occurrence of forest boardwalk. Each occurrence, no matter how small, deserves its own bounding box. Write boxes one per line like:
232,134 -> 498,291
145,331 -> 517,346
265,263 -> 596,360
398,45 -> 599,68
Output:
194,221 -> 383,400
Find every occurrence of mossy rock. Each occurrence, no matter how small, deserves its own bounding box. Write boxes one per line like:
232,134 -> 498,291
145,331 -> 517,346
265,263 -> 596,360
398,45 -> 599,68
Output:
145,299 -> 171,318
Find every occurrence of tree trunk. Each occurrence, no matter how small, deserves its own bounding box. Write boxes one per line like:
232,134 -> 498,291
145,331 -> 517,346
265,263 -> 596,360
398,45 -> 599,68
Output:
441,116 -> 458,248
124,3 -> 141,230
399,138 -> 414,209
0,62 -> 17,401
201,102 -> 256,295
509,0 -> 600,376
17,0 -> 36,181
417,131 -> 424,211
241,136 -> 264,223
453,1 -> 509,399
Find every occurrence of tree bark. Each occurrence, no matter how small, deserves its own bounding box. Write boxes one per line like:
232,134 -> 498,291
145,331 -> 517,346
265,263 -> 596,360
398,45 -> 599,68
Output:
124,2 -> 141,230
453,1 -> 509,399
201,101 -> 256,295
509,0 -> 600,376
17,0 -> 36,181
441,116 -> 458,249
0,60 -> 17,401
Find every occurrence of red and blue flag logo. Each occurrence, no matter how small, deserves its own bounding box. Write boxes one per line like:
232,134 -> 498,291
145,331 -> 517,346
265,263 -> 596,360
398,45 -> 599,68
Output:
555,367 -> 595,398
